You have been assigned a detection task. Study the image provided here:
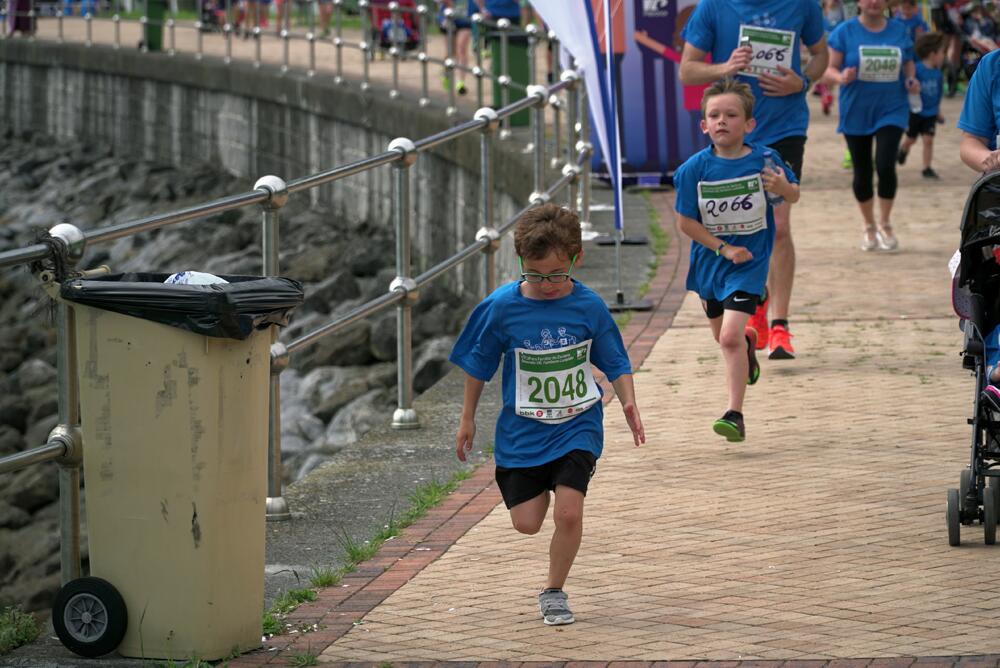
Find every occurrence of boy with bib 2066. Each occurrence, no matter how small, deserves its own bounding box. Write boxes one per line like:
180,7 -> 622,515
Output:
449,204 -> 645,627
674,78 -> 799,443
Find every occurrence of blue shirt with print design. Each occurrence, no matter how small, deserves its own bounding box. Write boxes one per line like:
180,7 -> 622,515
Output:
449,280 -> 631,469
958,49 -> 1000,149
674,143 -> 797,304
682,0 -> 825,146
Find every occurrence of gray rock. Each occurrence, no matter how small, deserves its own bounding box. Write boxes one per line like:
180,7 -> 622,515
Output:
16,359 -> 56,390
301,366 -> 371,422
25,414 -> 59,452
290,321 -> 372,370
369,312 -> 397,362
0,425 -> 25,456
321,388 -> 393,450
0,396 -> 30,433
6,466 -> 59,514
0,501 -> 32,530
302,270 -> 362,313
0,572 -> 60,613
413,336 -> 456,394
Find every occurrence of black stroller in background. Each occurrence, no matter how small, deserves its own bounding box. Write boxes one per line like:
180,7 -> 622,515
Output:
947,171 -> 1000,546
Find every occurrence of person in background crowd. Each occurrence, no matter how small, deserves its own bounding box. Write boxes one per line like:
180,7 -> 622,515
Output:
825,0 -> 919,251
897,32 -> 948,178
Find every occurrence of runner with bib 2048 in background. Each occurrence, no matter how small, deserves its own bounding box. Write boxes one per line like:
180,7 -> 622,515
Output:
679,0 -> 828,361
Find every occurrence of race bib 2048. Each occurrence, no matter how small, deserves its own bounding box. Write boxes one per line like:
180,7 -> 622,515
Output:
514,340 -> 600,425
858,45 -> 902,82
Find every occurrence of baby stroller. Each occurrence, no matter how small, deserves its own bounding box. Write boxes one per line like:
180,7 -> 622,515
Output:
199,0 -> 226,31
369,0 -> 420,57
947,171 -> 1000,546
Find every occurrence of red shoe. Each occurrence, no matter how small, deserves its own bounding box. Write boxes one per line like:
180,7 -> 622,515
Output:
821,90 -> 833,116
768,324 -> 795,360
748,292 -> 769,351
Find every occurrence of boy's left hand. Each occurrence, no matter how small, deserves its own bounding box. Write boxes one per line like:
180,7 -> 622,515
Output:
623,402 -> 645,447
761,166 -> 789,196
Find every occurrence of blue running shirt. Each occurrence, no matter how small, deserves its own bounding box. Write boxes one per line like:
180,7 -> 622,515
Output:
958,49 -> 1000,148
916,60 -> 943,118
674,143 -> 797,303
682,0 -> 825,146
449,281 -> 631,468
896,13 -> 929,42
828,17 -> 914,135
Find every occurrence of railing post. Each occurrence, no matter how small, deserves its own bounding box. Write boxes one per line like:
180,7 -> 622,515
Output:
85,11 -> 92,46
472,12 -> 484,109
333,0 -> 343,84
389,1 -> 400,98
577,81 -> 594,235
223,18 -> 232,63
307,30 -> 316,76
525,22 -> 537,86
168,17 -> 176,55
417,3 -> 429,106
196,19 -> 204,59
497,18 -> 511,140
388,138 -> 419,430
359,0 -> 370,91
255,175 -> 292,522
564,70 -> 580,210
47,223 -> 86,585
475,108 -> 500,297
57,10 -> 63,42
281,26 -> 290,74
254,25 -> 262,68
527,84 -> 547,203
113,13 -> 120,49
443,7 -> 456,116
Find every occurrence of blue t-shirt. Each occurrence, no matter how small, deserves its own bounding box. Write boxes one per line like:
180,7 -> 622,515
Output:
828,18 -> 914,135
481,0 -> 519,19
682,0 -> 826,146
958,49 -> 1000,149
673,143 -> 797,303
915,60 -> 943,118
449,280 -> 631,468
895,12 -> 929,42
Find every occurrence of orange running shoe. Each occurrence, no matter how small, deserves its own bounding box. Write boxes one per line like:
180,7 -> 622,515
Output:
768,323 -> 795,360
747,291 -> 769,351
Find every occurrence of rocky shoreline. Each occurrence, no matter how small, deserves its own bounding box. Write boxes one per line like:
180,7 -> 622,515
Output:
0,129 -> 475,613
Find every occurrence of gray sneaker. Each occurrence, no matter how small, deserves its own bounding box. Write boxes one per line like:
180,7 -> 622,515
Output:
538,588 -> 575,625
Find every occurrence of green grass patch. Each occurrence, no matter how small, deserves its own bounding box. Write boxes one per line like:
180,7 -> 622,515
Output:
309,565 -> 341,588
272,588 -> 317,616
288,648 -> 319,667
0,606 -> 39,655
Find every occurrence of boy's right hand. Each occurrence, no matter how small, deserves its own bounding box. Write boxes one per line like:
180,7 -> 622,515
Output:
455,417 -> 476,462
725,45 -> 753,76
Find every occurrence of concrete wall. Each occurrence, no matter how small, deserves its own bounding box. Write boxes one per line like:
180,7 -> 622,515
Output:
0,40 -> 534,291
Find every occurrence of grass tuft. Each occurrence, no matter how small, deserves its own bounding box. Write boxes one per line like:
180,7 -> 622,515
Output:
0,606 -> 39,655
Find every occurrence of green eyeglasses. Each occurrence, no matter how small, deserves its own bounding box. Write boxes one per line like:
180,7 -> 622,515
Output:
519,255 -> 577,284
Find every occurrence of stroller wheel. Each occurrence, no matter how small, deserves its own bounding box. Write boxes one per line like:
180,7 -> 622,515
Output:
947,488 -> 962,547
990,477 -> 1000,518
985,485 -> 997,545
960,468 -> 974,513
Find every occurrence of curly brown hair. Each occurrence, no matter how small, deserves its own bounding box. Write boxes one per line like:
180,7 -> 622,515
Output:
513,203 -> 582,261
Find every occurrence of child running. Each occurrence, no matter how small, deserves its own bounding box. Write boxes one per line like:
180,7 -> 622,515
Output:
673,78 -> 800,442
898,32 -> 948,179
449,203 -> 645,626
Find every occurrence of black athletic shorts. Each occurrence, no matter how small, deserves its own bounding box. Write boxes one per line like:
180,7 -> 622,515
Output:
906,112 -> 937,138
495,449 -> 596,509
768,135 -> 806,182
702,290 -> 760,319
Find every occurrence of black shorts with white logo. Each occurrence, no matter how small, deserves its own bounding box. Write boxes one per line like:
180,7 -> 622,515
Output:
702,290 -> 760,319
495,449 -> 597,509
768,135 -> 807,182
906,112 -> 937,138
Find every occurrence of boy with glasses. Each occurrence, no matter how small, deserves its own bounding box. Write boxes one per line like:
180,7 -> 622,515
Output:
449,203 -> 645,626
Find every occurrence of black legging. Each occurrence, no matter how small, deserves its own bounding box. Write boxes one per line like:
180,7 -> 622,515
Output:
844,126 -> 905,202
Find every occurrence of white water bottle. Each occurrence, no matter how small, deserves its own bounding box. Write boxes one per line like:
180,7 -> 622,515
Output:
908,90 -> 923,114
762,150 -> 785,206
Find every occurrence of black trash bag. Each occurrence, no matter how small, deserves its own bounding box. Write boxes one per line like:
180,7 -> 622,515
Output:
61,273 -> 305,340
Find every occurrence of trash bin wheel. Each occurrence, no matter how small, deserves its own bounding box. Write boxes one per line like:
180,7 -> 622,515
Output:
947,488 -> 962,547
52,577 -> 128,658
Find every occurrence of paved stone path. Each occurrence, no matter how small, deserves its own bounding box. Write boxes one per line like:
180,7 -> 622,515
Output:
10,20 -> 999,664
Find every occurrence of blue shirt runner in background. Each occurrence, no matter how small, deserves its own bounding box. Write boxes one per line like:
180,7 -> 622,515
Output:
959,49 -> 1000,149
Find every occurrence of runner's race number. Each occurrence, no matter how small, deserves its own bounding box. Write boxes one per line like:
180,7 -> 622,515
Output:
858,46 -> 901,83
515,340 -> 600,424
697,174 -> 767,236
738,25 -> 796,78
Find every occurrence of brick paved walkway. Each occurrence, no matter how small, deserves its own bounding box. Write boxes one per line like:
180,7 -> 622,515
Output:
222,82 -> 1000,663
36,19 -> 995,665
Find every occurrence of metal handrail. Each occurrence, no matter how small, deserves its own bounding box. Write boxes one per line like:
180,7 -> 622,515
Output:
0,23 -> 589,590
